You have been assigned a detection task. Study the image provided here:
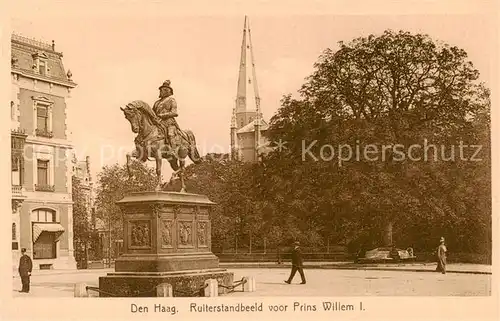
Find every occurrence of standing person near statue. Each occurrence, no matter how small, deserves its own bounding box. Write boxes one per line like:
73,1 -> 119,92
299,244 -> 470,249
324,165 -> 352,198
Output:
436,237 -> 447,274
18,248 -> 33,293
152,80 -> 188,154
284,241 -> 306,284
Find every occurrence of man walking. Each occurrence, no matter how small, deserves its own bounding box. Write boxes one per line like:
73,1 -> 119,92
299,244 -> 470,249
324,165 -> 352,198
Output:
285,241 -> 306,284
436,237 -> 447,274
18,248 -> 33,293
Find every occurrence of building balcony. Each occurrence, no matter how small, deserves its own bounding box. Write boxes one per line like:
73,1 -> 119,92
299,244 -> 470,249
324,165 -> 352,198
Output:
12,129 -> 27,150
11,128 -> 26,135
12,185 -> 26,213
35,128 -> 54,138
12,185 -> 26,198
35,184 -> 55,192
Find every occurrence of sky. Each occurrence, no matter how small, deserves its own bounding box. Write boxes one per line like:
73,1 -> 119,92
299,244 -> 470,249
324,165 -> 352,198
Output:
7,2 -> 496,179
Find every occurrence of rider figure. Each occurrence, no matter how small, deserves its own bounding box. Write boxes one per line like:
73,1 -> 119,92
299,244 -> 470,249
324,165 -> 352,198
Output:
153,80 -> 182,152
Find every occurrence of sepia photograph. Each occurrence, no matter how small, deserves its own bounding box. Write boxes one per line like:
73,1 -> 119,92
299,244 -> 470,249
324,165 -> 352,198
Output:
1,1 -> 498,320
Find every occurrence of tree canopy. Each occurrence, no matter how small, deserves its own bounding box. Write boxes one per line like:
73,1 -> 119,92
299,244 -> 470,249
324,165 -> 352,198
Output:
93,30 -> 491,260
264,30 -> 490,254
72,175 -> 92,264
182,30 -> 491,256
93,160 -> 158,256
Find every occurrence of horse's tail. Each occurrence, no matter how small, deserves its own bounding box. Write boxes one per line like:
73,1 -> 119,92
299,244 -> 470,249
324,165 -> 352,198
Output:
185,129 -> 202,164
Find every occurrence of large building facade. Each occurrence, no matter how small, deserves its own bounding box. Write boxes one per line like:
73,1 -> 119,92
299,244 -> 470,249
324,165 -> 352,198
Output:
230,17 -> 271,162
11,34 -> 77,270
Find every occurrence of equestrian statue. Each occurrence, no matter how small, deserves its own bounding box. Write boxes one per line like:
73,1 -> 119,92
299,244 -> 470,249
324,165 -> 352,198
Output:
120,80 -> 202,192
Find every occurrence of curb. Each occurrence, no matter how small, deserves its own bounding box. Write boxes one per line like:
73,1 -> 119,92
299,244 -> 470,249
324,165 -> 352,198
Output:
218,264 -> 492,275
319,266 -> 492,275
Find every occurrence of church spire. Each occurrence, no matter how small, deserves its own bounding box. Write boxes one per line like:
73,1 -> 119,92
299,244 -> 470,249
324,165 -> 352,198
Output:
235,16 -> 261,125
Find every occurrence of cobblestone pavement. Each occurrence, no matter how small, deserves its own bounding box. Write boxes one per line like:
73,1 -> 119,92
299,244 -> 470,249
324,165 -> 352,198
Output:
12,268 -> 490,298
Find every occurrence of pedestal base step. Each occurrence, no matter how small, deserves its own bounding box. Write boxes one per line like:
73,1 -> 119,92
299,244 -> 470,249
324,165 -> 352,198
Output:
99,269 -> 234,297
114,253 -> 220,272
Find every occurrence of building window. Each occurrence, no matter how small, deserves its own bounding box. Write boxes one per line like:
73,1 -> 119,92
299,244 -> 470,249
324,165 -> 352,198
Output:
37,160 -> 49,186
31,209 -> 56,223
35,106 -> 53,137
32,96 -> 54,138
11,101 -> 15,120
11,156 -> 21,186
33,233 -> 56,259
32,52 -> 48,76
36,105 -> 52,138
37,106 -> 48,131
32,209 -> 59,260
35,159 -> 55,192
38,59 -> 47,75
12,223 -> 16,241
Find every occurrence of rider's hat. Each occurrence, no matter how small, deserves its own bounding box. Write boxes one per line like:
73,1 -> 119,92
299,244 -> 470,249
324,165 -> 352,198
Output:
159,80 -> 172,90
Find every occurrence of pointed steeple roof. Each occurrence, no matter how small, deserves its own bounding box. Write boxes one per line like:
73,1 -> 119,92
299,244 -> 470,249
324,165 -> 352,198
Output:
236,16 -> 261,115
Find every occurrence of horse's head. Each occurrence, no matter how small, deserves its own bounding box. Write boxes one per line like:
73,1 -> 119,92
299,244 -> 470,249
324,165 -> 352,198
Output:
120,104 -> 141,133
121,100 -> 158,134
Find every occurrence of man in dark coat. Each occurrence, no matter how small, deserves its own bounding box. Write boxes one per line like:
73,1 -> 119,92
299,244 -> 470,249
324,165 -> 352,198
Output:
284,241 -> 306,284
18,248 -> 33,293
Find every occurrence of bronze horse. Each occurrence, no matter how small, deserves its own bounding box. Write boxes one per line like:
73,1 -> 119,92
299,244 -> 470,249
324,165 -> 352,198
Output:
120,100 -> 201,192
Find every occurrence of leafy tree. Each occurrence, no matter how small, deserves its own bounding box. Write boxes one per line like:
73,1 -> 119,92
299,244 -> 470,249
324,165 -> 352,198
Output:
168,153 -> 270,252
265,30 -> 490,254
72,176 -> 92,267
94,160 -> 157,257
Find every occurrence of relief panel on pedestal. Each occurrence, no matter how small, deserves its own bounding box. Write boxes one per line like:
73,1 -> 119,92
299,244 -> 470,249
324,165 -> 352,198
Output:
161,219 -> 174,249
197,221 -> 209,248
177,220 -> 194,248
128,220 -> 152,249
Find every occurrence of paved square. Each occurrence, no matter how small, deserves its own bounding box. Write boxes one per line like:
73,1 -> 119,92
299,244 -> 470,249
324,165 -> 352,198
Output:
12,268 -> 491,297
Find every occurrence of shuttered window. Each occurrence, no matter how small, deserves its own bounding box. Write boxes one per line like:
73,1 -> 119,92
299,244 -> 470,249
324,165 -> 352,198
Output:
37,160 -> 49,186
37,106 -> 48,131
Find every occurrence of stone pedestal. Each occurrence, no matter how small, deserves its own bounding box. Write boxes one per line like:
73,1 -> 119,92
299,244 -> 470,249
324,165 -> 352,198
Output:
99,191 -> 233,297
